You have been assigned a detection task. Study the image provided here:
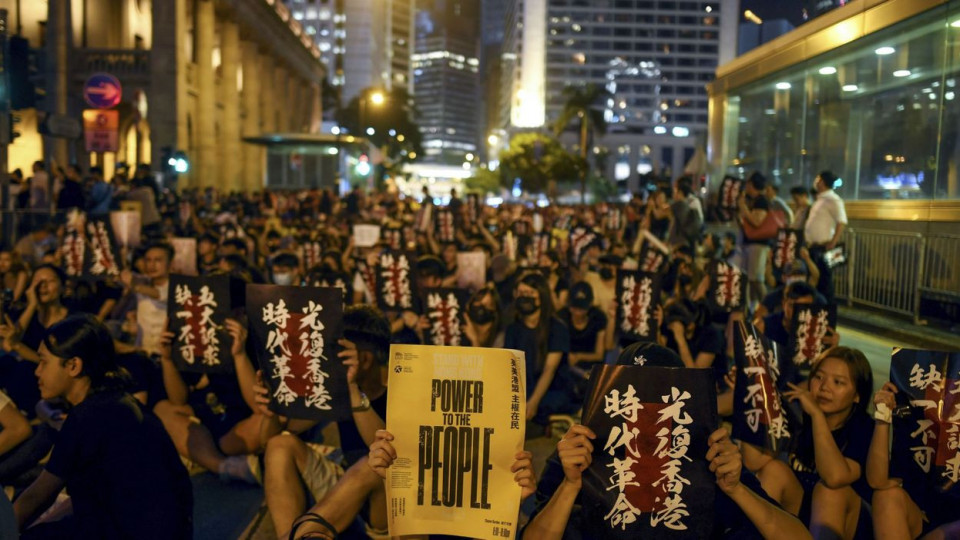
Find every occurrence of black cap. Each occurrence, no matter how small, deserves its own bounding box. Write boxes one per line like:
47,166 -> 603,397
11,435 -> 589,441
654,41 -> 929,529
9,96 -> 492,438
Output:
569,281 -> 594,309
616,341 -> 684,368
416,255 -> 446,278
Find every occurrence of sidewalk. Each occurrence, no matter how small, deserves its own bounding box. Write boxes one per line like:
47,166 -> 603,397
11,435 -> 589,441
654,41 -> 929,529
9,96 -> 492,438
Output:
838,305 -> 960,351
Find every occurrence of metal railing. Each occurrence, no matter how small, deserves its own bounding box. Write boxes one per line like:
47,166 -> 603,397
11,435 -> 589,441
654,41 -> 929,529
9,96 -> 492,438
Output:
836,228 -> 960,323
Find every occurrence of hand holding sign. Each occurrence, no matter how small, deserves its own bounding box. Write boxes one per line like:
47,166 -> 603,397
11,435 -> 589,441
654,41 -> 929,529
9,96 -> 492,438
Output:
707,427 -> 742,495
558,424 -> 596,486
368,429 -> 397,479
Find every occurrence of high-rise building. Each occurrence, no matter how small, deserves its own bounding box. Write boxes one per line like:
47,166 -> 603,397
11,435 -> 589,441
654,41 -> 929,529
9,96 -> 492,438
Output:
286,0 -> 346,87
498,0 -> 739,190
412,0 -> 481,165
341,0 -> 415,104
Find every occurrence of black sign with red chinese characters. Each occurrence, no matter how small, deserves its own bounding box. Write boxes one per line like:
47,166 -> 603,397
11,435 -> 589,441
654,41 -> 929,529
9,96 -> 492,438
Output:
773,229 -> 803,271
889,349 -> 960,496
435,209 -> 456,243
62,211 -> 123,280
706,261 -> 747,313
420,288 -> 469,346
615,270 -> 662,343
732,321 -> 796,454
167,274 -> 235,373
376,250 -> 417,311
580,365 -> 717,538
246,284 -> 350,422
787,303 -> 837,374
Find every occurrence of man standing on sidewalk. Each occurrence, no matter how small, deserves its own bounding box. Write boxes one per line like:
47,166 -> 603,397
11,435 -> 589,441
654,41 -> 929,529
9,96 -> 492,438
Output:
805,170 -> 847,304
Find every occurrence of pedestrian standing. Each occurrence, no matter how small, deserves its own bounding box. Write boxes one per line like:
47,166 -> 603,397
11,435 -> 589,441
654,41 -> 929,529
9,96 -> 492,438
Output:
804,170 -> 847,304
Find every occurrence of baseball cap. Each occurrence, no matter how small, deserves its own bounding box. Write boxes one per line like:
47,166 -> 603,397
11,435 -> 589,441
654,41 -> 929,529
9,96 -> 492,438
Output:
569,282 -> 594,310
616,341 -> 684,368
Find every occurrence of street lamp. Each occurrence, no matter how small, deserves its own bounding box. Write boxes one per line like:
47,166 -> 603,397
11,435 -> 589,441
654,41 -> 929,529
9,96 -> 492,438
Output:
359,89 -> 386,135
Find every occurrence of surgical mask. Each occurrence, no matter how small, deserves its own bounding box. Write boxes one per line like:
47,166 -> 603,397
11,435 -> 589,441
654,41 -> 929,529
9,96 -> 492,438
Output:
273,272 -> 295,286
599,267 -> 615,280
515,297 -> 539,315
468,305 -> 495,324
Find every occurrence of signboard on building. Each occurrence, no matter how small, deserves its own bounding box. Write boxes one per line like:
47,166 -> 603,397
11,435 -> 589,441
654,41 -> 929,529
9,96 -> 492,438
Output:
83,72 -> 123,109
83,109 -> 119,152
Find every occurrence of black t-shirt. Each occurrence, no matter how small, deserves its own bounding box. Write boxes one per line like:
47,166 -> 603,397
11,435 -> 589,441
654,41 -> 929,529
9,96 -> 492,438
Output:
22,309 -> 73,351
337,389 -> 388,466
65,281 -> 123,317
789,410 -> 874,504
503,316 -> 570,396
45,391 -> 193,539
557,307 -> 607,355
761,313 -> 790,349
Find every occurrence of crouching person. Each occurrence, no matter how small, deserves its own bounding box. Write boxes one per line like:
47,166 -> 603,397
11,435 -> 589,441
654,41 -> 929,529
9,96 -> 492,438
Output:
13,314 -> 193,539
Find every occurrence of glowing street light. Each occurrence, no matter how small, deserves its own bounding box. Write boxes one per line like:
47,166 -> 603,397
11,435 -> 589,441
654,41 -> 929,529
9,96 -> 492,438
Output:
370,91 -> 385,105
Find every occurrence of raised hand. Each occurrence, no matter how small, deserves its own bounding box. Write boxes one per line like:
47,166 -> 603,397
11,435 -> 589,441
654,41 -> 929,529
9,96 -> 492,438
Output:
510,450 -> 537,501
706,427 -> 742,494
367,429 -> 397,479
557,424 -> 596,486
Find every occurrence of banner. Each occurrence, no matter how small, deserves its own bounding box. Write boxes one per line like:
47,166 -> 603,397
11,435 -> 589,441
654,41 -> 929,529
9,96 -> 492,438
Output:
456,252 -> 487,291
526,233 -> 551,265
377,250 -> 417,311
382,227 -> 404,251
889,349 -> 960,495
719,177 -> 742,211
731,321 -> 794,453
570,227 -> 598,266
706,261 -> 746,313
353,224 -> 382,248
386,345 -> 526,540
824,244 -> 847,269
580,365 -> 717,537
787,303 -> 837,373
615,270 -> 661,342
638,230 -> 670,274
300,241 -> 324,271
246,284 -> 350,422
421,288 -> 469,346
62,211 -> 86,277
84,215 -> 122,278
169,238 -> 198,276
109,210 -> 141,248
167,274 -> 235,373
435,209 -> 456,243
773,228 -> 803,271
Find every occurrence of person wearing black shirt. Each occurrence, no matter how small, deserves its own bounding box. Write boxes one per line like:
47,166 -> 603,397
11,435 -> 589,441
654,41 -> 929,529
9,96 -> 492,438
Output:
557,282 -> 607,369
13,314 -> 192,539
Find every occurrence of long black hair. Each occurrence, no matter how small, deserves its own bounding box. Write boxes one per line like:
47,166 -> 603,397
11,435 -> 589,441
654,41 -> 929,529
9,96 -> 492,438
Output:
43,313 -> 130,394
517,271 -> 555,371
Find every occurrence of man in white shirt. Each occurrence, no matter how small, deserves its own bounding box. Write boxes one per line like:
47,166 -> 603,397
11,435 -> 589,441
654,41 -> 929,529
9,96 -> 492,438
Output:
121,243 -> 174,357
804,170 -> 847,303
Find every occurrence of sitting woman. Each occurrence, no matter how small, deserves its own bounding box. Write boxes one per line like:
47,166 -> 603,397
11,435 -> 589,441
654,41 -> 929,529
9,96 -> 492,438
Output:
12,314 -> 193,539
0,250 -> 29,306
462,285 -> 505,348
556,282 -> 607,371
741,346 -> 875,539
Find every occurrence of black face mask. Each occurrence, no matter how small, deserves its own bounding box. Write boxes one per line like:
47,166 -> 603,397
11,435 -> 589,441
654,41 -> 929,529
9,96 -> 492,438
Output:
468,305 -> 495,324
515,297 -> 539,315
600,267 -> 615,280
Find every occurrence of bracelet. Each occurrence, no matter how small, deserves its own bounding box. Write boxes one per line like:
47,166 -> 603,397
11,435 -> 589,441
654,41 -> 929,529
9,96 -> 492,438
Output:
874,402 -> 893,424
352,392 -> 371,413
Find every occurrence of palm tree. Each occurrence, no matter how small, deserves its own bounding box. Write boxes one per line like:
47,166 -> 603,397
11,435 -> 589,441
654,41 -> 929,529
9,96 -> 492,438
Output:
553,84 -> 612,203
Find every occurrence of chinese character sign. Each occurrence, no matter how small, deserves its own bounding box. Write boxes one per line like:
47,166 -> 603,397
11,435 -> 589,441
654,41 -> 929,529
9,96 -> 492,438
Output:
246,284 -> 350,422
732,321 -> 795,453
62,210 -> 86,278
615,271 -> 662,342
415,204 -> 432,232
824,244 -> 847,269
377,251 -> 416,311
707,261 -> 746,313
381,227 -> 404,251
606,208 -> 623,233
638,231 -> 670,274
570,227 -> 598,266
166,275 -> 234,373
421,288 -> 469,346
773,229 -> 803,271
385,345 -> 526,540
435,209 -> 456,243
889,349 -> 960,496
787,303 -> 837,372
84,216 -> 122,278
526,233 -> 551,265
580,365 -> 717,538
300,241 -> 324,271
109,210 -> 142,248
719,177 -> 742,211
353,224 -> 382,248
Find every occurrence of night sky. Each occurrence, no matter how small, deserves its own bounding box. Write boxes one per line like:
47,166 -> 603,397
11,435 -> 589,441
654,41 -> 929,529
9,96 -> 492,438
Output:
741,0 -> 806,27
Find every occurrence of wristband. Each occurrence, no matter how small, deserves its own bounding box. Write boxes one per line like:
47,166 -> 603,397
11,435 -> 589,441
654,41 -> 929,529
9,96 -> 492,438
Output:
874,402 -> 892,424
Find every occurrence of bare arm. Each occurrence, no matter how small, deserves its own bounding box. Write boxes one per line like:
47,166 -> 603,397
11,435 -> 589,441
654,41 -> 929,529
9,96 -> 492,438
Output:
0,403 -> 31,457
866,383 -> 900,490
158,329 -> 189,405
14,470 -> 64,531
726,482 -> 812,540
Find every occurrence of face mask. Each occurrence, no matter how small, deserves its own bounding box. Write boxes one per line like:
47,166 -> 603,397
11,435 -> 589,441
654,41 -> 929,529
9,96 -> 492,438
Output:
273,272 -> 294,286
678,274 -> 693,286
599,267 -> 615,280
515,296 -> 539,315
468,305 -> 495,324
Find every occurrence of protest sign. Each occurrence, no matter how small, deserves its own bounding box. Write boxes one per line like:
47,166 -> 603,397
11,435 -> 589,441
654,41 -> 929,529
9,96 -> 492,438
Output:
353,224 -> 382,248
501,231 -> 518,261
415,203 -> 432,232
526,233 -> 551,265
706,261 -> 746,313
719,177 -> 741,211
456,252 -> 487,291
83,215 -> 122,278
889,349 -> 960,495
435,208 -> 456,243
732,321 -> 795,453
110,210 -> 142,248
421,288 -> 469,346
773,229 -> 803,271
246,284 -> 350,422
638,230 -> 670,274
787,303 -> 837,373
377,251 -> 417,311
570,227 -> 598,266
169,238 -> 198,276
62,210 -> 86,277
300,241 -> 324,271
386,345 -> 526,540
824,244 -> 847,269
580,364 -> 717,537
167,274 -> 234,373
381,227 -> 404,251
615,270 -> 661,342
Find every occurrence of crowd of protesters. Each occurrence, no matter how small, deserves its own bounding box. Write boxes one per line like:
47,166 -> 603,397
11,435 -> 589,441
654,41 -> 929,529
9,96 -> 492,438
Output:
0,165 -> 955,540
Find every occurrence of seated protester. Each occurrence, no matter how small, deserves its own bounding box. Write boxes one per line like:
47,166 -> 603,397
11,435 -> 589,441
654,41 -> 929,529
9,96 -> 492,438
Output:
0,249 -> 29,306
0,265 -> 72,415
437,241 -> 459,287
538,250 -> 569,310
503,272 -> 575,427
522,342 -> 811,540
390,255 -> 445,344
741,347 -> 875,539
258,305 -> 390,538
0,389 -> 34,484
582,254 -> 618,352
269,252 -> 303,286
556,282 -> 607,371
153,318 -> 263,484
721,231 -> 745,271
119,242 -> 174,357
756,257 -> 822,322
462,285 -> 505,348
755,281 -> 838,354
64,278 -> 123,322
12,314 -> 193,540
662,299 -> 723,372
219,237 -> 267,284
866,383 -> 960,540
197,232 -> 220,275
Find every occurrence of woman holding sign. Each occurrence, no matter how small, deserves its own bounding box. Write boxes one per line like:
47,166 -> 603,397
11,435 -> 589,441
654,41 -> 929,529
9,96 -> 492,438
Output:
742,347 -> 875,539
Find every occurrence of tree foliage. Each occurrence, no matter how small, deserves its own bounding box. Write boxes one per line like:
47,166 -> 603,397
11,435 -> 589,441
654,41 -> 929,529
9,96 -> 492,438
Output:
336,87 -> 424,165
498,132 -> 586,194
464,167 -> 502,195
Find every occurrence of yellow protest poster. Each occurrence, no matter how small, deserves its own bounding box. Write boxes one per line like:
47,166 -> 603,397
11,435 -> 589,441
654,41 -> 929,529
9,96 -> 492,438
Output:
386,345 -> 526,540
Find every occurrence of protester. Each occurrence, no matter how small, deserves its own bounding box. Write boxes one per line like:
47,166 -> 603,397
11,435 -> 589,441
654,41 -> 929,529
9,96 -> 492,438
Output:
805,170 -> 847,304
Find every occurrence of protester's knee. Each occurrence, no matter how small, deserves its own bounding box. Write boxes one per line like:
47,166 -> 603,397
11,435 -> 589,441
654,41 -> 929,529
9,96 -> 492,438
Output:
812,481 -> 855,511
264,433 -> 303,470
871,487 -> 906,515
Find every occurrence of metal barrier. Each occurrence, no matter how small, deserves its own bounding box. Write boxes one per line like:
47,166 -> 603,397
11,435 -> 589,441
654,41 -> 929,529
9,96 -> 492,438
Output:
836,228 -> 960,323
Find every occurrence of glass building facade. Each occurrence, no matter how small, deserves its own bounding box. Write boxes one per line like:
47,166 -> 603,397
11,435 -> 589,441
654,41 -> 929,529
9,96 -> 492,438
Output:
714,1 -> 960,203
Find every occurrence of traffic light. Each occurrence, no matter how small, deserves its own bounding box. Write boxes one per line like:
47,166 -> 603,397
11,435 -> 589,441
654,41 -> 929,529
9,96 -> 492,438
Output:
8,36 -> 35,110
170,151 -> 190,173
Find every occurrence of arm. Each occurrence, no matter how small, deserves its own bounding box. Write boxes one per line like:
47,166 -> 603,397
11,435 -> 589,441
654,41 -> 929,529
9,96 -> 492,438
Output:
866,383 -> 900,490
158,330 -> 189,405
13,470 -> 65,531
786,383 -> 861,488
669,323 -> 695,368
339,339 -> 386,447
0,402 -> 31,457
226,319 -> 259,412
522,425 -> 595,540
12,271 -> 28,302
527,352 -> 562,419
828,222 -> 845,250
800,248 -> 820,287
95,299 -> 118,322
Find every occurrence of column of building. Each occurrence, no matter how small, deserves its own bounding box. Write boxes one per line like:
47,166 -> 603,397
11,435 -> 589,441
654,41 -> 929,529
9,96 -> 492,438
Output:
220,17 -> 241,191
241,39 -> 262,192
195,0 -> 216,189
